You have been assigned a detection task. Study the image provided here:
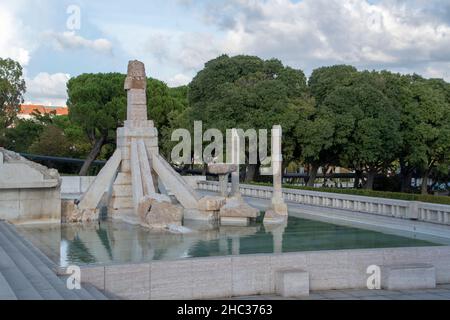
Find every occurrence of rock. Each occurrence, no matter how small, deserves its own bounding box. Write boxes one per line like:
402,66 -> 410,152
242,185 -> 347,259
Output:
63,201 -> 99,223
219,197 -> 259,219
144,201 -> 183,229
198,195 -> 226,211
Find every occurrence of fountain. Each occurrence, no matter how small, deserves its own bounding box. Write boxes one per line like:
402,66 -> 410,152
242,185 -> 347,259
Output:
68,60 -> 260,229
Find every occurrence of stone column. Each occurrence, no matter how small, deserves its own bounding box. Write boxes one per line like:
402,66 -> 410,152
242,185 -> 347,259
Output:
264,125 -> 288,223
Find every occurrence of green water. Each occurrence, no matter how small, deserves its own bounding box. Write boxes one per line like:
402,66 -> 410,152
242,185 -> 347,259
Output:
17,216 -> 440,267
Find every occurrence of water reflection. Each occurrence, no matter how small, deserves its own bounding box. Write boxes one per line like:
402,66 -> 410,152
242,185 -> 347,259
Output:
17,217 -> 440,267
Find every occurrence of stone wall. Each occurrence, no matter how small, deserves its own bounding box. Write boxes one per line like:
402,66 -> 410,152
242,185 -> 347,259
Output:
78,246 -> 450,299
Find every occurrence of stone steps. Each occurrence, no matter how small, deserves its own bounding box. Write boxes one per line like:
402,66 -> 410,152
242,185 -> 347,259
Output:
0,221 -> 109,300
0,261 -> 17,300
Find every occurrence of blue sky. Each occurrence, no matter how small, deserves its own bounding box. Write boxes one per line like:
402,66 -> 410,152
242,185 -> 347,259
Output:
1,0 -> 449,105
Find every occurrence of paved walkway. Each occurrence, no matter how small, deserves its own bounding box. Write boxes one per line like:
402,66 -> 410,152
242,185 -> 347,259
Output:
233,284 -> 450,300
0,221 -> 108,300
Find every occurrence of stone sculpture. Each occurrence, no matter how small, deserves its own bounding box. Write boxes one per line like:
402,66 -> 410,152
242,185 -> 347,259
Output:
71,60 -> 234,228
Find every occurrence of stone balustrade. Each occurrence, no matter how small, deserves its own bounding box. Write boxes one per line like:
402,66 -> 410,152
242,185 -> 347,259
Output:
197,180 -> 450,226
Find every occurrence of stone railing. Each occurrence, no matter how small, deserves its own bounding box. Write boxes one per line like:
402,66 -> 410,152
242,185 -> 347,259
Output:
197,180 -> 450,226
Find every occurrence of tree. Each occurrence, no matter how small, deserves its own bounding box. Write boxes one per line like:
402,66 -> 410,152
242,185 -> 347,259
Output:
320,72 -> 402,190
188,55 -> 309,181
67,73 -> 126,175
0,58 -> 26,130
407,78 -> 450,194
29,125 -> 71,157
2,118 -> 45,152
302,65 -> 359,186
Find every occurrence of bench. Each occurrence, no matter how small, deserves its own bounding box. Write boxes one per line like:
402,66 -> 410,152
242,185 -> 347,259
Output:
381,264 -> 436,290
275,269 -> 309,297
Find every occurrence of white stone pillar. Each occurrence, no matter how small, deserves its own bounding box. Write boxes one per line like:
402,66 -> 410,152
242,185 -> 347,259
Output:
264,125 -> 288,223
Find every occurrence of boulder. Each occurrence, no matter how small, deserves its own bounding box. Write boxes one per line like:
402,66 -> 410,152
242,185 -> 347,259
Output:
219,197 -> 259,219
198,195 -> 226,211
144,201 -> 183,229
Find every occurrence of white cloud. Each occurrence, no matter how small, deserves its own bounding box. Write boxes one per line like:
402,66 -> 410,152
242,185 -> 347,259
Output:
204,0 -> 450,77
167,73 -> 192,87
24,72 -> 70,106
47,31 -> 113,55
0,3 -> 31,66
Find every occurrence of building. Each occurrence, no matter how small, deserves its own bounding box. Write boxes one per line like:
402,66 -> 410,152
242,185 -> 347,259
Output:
18,104 -> 68,120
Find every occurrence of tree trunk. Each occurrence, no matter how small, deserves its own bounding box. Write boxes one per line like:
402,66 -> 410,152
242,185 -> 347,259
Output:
353,170 -> 362,188
421,170 -> 430,195
364,171 -> 376,190
400,170 -> 413,193
79,136 -> 106,176
244,163 -> 260,183
306,164 -> 319,187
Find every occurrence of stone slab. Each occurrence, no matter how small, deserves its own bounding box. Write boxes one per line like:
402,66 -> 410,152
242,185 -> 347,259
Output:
275,269 -> 309,297
381,264 -> 436,290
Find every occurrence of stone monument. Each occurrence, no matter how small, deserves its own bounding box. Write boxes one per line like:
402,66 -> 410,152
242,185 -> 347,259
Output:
71,60 -> 231,228
0,148 -> 61,224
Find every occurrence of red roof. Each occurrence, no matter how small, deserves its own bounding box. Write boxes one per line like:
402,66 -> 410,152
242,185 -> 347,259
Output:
19,104 -> 68,116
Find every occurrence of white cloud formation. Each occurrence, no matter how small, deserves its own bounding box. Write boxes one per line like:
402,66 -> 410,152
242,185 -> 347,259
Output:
24,72 -> 70,106
103,0 -> 450,84
0,3 -> 31,66
47,31 -> 113,55
167,73 -> 192,87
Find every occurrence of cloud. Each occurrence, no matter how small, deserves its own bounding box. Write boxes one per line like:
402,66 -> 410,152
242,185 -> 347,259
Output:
24,72 -> 70,106
47,31 -> 113,55
0,3 -> 31,66
167,73 -> 192,87
198,0 -> 450,78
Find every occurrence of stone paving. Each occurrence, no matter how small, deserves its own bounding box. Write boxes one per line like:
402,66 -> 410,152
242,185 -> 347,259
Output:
233,284 -> 450,300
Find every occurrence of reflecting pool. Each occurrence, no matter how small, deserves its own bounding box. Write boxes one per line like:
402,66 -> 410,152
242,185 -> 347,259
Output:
17,216 -> 441,267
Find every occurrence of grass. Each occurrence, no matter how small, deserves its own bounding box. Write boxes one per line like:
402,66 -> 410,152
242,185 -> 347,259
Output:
249,182 -> 450,206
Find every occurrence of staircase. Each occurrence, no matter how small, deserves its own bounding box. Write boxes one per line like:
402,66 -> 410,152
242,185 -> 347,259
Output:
110,172 -> 134,215
0,221 -> 109,300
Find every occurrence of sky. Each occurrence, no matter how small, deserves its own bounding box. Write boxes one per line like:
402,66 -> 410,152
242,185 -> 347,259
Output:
1,0 -> 449,106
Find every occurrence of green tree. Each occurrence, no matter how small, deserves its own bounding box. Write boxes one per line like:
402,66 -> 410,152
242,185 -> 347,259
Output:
408,78 -> 450,194
302,65 -> 359,186
67,73 -> 127,175
188,55 -> 309,181
327,72 -> 402,190
0,58 -> 26,130
2,118 -> 45,152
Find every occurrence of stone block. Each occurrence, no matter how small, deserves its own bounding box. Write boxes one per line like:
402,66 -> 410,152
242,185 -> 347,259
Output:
112,196 -> 133,209
113,185 -> 132,197
114,173 -> 131,185
105,263 -> 150,300
81,266 -> 105,290
150,260 -> 193,300
220,217 -> 249,226
0,190 -> 19,201
381,264 -> 436,290
198,196 -> 225,211
275,269 -> 309,297
219,197 -> 259,219
144,201 -> 183,228
191,257 -> 232,299
232,255 -> 273,296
